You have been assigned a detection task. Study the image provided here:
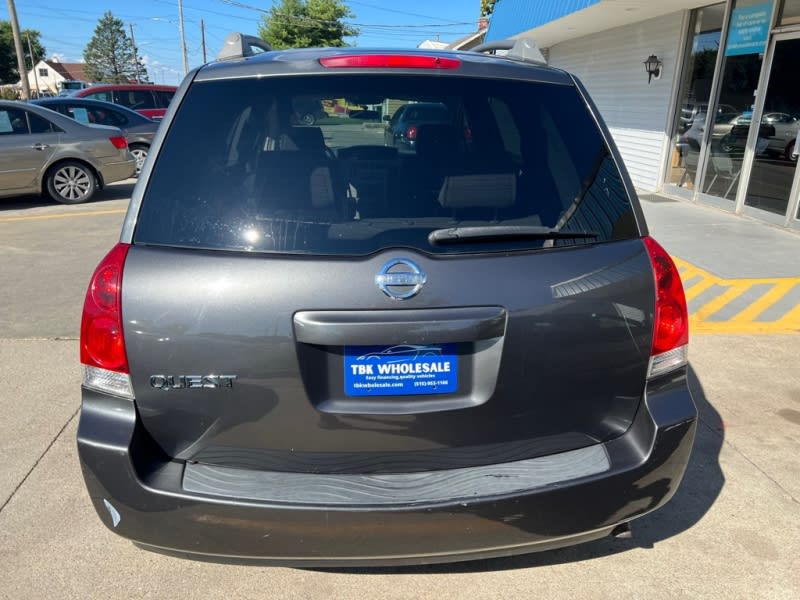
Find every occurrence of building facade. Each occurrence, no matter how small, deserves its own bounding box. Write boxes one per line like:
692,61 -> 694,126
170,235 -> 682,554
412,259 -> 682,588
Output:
24,59 -> 89,96
486,0 -> 800,230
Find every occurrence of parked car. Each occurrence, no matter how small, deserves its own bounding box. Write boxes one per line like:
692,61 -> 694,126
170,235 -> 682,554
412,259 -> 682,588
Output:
682,111 -> 740,150
383,101 -> 452,151
719,111 -> 778,157
292,99 -> 327,125
73,84 -> 177,120
77,38 -> 696,566
762,112 -> 799,161
678,101 -> 738,132
32,97 -> 159,174
0,100 -> 136,203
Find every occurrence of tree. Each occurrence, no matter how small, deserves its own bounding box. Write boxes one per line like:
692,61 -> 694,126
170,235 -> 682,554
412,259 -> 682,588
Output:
258,0 -> 358,50
0,21 -> 45,84
83,12 -> 150,83
480,0 -> 498,17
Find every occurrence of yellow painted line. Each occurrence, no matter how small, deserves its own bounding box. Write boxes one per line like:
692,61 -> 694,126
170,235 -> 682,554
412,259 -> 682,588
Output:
0,208 -> 127,223
671,255 -> 800,335
776,302 -> 800,327
691,321 -> 800,335
683,278 -> 717,302
728,280 -> 797,324
691,285 -> 748,322
677,265 -> 712,284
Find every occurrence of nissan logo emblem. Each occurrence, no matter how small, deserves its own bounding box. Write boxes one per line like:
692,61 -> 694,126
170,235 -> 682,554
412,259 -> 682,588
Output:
375,259 -> 426,300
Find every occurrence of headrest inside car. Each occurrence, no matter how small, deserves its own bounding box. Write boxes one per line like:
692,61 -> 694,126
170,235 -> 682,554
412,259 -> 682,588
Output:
281,127 -> 325,153
437,173 -> 517,208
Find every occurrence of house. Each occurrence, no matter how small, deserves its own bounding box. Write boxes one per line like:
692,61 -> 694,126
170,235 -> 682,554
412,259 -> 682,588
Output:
416,40 -> 448,50
23,58 -> 90,96
446,17 -> 489,51
418,17 -> 489,52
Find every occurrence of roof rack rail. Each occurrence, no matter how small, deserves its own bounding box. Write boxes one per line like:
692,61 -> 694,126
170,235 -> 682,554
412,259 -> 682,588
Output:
217,32 -> 272,61
471,38 -> 546,66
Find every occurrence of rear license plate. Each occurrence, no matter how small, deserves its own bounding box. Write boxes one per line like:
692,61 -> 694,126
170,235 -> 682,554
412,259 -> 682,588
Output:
344,344 -> 458,396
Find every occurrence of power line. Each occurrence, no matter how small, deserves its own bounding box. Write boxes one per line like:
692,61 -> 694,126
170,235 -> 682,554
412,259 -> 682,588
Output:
347,1 -> 468,24
214,0 -> 475,29
18,2 -> 172,21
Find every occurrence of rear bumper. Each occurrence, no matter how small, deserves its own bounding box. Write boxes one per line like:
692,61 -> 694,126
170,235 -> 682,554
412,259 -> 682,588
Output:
77,374 -> 696,566
97,156 -> 137,184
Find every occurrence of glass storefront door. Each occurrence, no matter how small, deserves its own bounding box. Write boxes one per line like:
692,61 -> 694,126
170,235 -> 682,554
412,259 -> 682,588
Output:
742,34 -> 800,216
665,4 -> 726,193
697,0 -> 774,201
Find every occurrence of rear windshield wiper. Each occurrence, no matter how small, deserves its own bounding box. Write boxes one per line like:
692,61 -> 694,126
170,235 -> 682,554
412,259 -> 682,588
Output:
428,226 -> 599,246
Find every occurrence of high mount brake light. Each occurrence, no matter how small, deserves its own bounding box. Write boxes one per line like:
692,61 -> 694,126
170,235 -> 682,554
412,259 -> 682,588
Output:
643,236 -> 689,378
80,243 -> 134,398
319,55 -> 461,69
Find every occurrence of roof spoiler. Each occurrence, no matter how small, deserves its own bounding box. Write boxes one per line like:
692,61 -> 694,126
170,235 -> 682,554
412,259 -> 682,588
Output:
217,32 -> 273,61
471,38 -> 546,66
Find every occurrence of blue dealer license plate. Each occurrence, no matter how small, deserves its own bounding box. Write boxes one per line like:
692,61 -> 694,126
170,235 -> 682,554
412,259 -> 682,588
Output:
344,344 -> 458,396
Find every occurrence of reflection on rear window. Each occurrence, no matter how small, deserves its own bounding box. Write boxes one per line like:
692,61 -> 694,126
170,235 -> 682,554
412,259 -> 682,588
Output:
135,75 -> 635,255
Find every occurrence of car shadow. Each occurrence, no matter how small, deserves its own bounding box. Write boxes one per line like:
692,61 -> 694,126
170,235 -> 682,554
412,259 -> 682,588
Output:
0,179 -> 135,212
310,365 -> 724,574
94,179 -> 137,201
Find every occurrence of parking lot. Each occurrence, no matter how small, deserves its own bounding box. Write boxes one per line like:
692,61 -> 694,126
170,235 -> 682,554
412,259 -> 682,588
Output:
1,182 -> 799,599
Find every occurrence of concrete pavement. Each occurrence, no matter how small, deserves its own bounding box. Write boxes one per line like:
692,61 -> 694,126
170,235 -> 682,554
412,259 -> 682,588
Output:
1,335 -> 797,599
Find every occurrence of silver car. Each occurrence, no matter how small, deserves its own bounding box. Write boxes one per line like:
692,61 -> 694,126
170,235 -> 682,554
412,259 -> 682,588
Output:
0,100 -> 136,203
32,97 -> 160,175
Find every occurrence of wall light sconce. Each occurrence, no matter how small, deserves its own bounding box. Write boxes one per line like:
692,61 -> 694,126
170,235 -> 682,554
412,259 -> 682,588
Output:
644,54 -> 662,84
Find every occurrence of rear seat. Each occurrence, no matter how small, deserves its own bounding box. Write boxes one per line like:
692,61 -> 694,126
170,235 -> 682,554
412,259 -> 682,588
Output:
250,127 -> 344,220
337,145 -> 400,218
410,124 -> 519,219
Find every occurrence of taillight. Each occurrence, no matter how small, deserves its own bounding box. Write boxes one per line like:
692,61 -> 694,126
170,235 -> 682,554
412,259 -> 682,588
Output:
643,236 -> 689,378
407,125 -> 418,141
109,136 -> 128,150
319,55 -> 461,69
80,243 -> 133,398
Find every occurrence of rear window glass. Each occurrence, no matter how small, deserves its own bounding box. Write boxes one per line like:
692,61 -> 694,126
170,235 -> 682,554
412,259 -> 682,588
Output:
86,91 -> 113,103
155,90 -> 175,107
68,105 -> 126,127
115,90 -> 156,110
135,75 -> 636,255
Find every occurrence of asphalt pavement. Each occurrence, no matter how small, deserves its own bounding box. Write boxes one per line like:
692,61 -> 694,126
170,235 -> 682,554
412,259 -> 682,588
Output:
0,183 -> 798,599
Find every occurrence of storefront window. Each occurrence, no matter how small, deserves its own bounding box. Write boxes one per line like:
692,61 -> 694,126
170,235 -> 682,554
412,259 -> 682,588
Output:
699,0 -> 775,200
744,36 -> 800,214
665,4 -> 725,190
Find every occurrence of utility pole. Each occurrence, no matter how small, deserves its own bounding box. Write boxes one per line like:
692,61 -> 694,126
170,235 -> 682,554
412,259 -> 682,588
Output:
200,19 -> 207,64
178,0 -> 189,75
6,0 -> 31,99
129,23 -> 141,83
26,33 -> 39,97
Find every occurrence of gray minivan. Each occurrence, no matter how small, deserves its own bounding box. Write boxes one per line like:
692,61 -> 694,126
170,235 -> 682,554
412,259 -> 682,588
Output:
77,38 -> 696,566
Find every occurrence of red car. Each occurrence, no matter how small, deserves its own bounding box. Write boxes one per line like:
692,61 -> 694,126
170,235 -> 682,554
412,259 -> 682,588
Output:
73,84 -> 177,120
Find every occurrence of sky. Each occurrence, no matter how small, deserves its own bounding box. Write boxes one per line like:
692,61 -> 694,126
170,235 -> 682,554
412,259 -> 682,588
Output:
1,0 -> 483,85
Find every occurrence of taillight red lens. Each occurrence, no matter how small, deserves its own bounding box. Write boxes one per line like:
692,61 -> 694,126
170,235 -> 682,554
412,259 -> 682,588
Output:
643,236 -> 689,355
80,243 -> 130,372
407,125 -> 418,140
319,55 -> 461,69
109,136 -> 128,150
